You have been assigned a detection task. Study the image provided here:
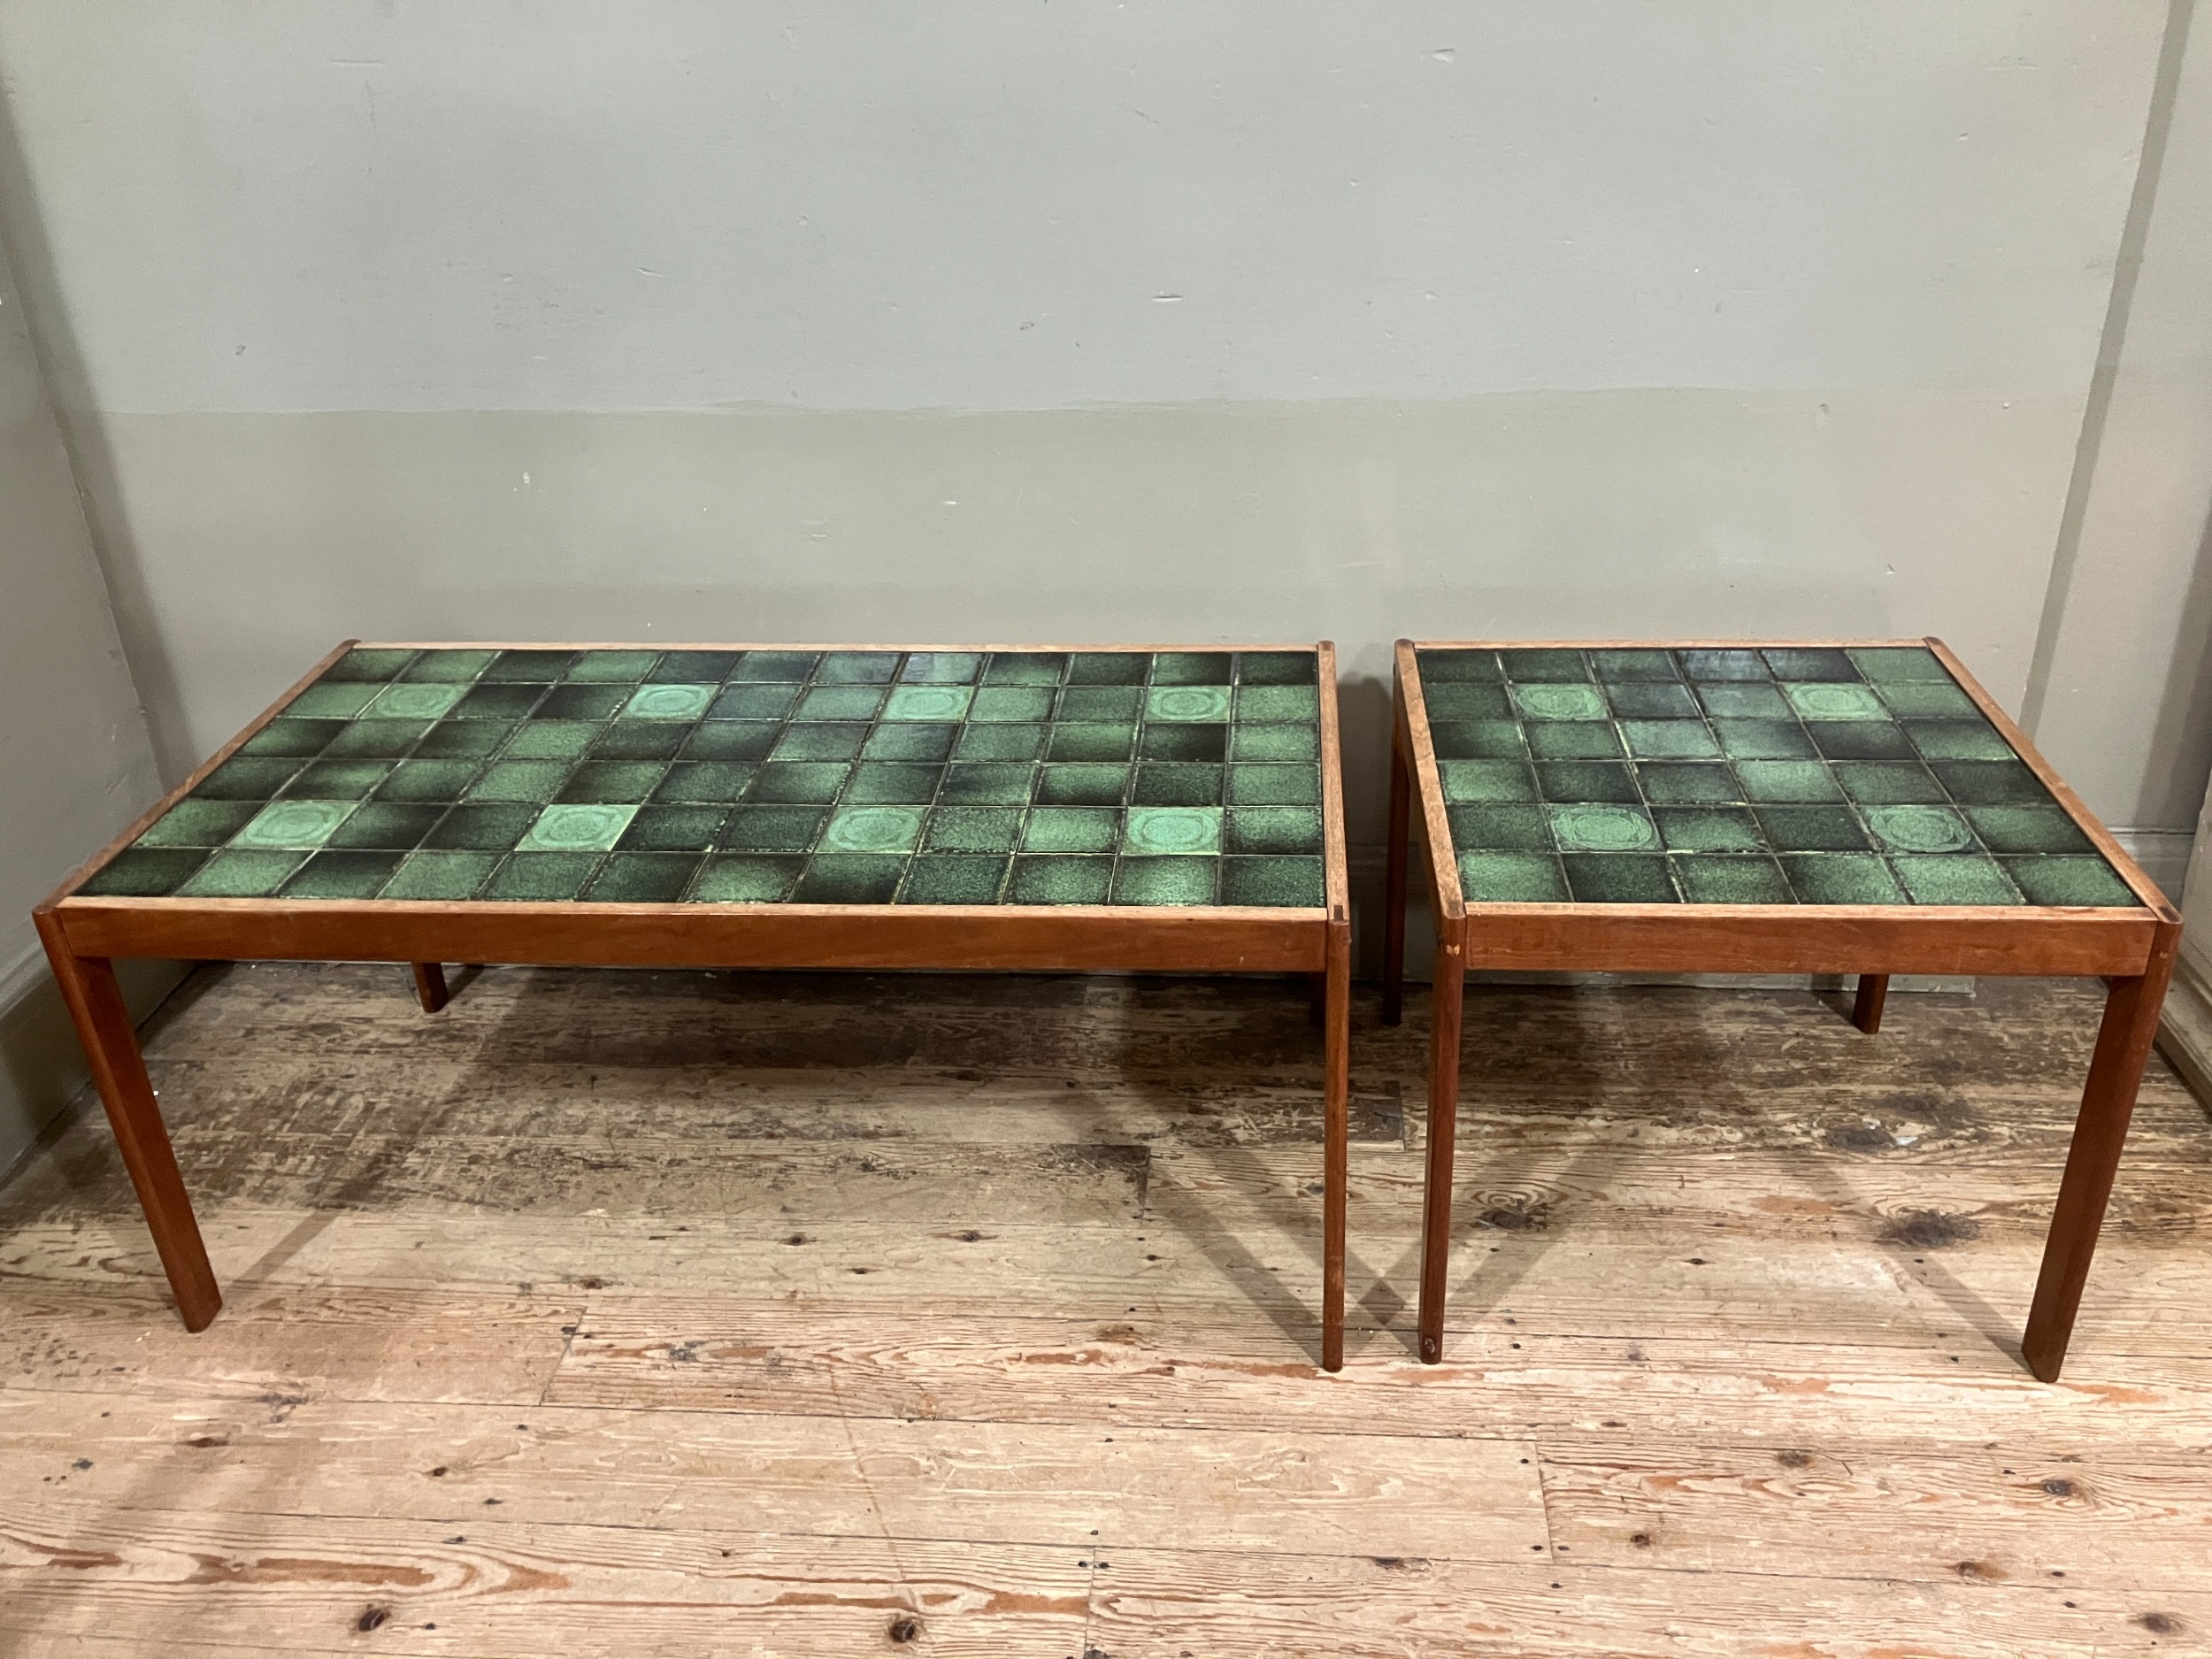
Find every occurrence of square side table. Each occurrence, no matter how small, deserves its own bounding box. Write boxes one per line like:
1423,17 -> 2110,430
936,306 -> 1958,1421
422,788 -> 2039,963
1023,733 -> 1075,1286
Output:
1382,637 -> 2178,1380
36,641 -> 1353,1368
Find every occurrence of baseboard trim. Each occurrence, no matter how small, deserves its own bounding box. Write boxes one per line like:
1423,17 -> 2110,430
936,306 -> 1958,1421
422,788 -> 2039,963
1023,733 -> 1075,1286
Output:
2155,952 -> 2212,1110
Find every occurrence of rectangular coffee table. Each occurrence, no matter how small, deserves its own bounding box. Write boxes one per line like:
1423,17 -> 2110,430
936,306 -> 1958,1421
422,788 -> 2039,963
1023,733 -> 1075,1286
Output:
1382,638 -> 2178,1379
35,641 -> 1353,1367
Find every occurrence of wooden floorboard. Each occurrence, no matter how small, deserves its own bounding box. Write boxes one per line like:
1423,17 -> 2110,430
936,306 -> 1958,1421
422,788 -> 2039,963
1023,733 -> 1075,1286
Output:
1,963 -> 2208,1654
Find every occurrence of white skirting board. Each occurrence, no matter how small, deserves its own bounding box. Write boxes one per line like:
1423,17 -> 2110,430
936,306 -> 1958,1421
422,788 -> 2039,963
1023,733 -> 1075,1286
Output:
2155,953 -> 2212,1108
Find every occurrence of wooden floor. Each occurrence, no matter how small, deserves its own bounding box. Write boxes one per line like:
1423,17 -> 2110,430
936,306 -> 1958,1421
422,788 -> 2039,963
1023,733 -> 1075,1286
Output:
3,964 -> 2210,1656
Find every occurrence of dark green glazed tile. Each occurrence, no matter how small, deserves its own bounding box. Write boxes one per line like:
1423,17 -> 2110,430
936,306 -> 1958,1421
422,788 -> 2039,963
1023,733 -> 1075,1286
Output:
1036,764 -> 1130,807
750,763 -> 852,804
1023,807 -> 1121,854
926,808 -> 1025,854
1808,723 -> 1916,761
1147,686 -> 1234,724
280,849 -> 405,899
193,757 -> 304,800
732,650 -> 818,681
518,803 -> 636,852
560,762 -> 670,804
648,650 -> 740,684
1561,854 -> 1677,903
656,762 -> 760,803
1929,760 -> 2048,805
1763,648 -> 1858,681
1907,719 -> 2016,762
363,681 -> 467,721
482,649 -> 576,683
1008,855 -> 1114,904
691,855 -> 804,902
1227,764 -> 1321,806
1139,723 -> 1227,762
939,763 -> 1038,804
1735,761 -> 1844,803
374,759 -> 482,803
1226,806 -> 1326,855
287,759 -> 396,800
1694,681 -> 1792,720
1067,652 -> 1149,685
1964,804 -> 2093,856
466,760 -> 573,803
1604,681 -> 1699,720
718,804 -> 828,853
899,854 -> 1011,904
1892,854 -> 2022,906
562,649 -> 657,683
234,799 -> 359,850
1673,854 -> 1793,904
900,652 -> 983,685
1416,649 -> 1502,683
1124,806 -> 1222,856
1114,857 -> 1217,906
710,682 -> 802,720
177,849 -> 307,897
1499,648 -> 1588,682
1533,761 -> 1638,803
622,683 -> 717,722
79,848 -> 210,896
322,719 -> 433,760
501,720 -> 600,761
818,650 -> 902,683
380,849 -> 499,899
1548,803 -> 1660,853
1863,804 -> 1977,855
1755,805 -> 1870,852
680,722 -> 776,762
451,683 -> 547,720
1848,646 -> 1949,681
1525,722 -> 1624,760
2001,856 -> 2139,908
326,803 -> 446,849
401,649 -> 497,682
822,804 -> 926,855
1151,651 -> 1233,685
1447,803 -> 1551,852
286,682 -> 382,719
1454,850 -> 1568,901
1048,724 -> 1137,762
796,684 -> 888,722
1237,650 -> 1317,686
863,722 -> 957,762
1653,806 -> 1764,853
1235,685 -> 1319,722
324,647 -> 417,681
583,852 -> 703,902
1220,856 -> 1325,907
1439,760 -> 1539,803
238,717 -> 346,758
1228,724 -> 1317,762
983,652 -> 1067,686
415,719 -> 514,759
1620,721 -> 1720,760
1875,680 -> 1978,719
1133,763 -> 1225,806
1059,686 -> 1144,723
1783,853 -> 1907,905
1680,649 -> 1769,681
1510,682 -> 1609,722
1635,763 -> 1741,805
424,803 -> 538,850
618,804 -> 728,853
134,798 -> 261,849
1423,683 -> 1513,720
843,763 -> 942,804
795,855 -> 909,904
1711,719 -> 1817,759
971,687 -> 1056,723
956,723 -> 1048,763
772,722 -> 868,762
1589,649 -> 1678,682
484,851 -> 601,901
1834,762 -> 1947,804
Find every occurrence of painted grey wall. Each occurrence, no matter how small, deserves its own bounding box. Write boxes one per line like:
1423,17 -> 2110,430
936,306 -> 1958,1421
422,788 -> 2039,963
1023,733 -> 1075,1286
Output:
0,1 -> 2203,906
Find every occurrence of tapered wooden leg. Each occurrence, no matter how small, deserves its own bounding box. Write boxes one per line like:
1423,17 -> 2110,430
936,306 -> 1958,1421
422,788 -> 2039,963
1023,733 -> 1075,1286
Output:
411,961 -> 450,1013
33,914 -> 220,1332
1320,918 -> 1352,1372
2022,921 -> 2181,1382
1416,926 -> 1465,1363
1852,973 -> 1889,1034
1382,706 -> 1413,1028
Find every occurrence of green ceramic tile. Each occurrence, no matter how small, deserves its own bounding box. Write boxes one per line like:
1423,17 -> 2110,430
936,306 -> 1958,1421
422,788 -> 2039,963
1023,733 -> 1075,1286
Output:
1763,648 -> 1859,681
1133,763 -> 1225,806
1439,760 -> 1539,803
649,650 -> 740,684
483,649 -> 576,683
795,854 -> 910,904
1756,804 -> 1871,852
364,681 -> 466,720
1454,850 -> 1568,901
655,762 -> 760,803
1124,806 -> 1222,856
1066,652 -> 1149,685
1533,762 -> 1639,803
1735,761 -> 1844,803
79,848 -> 210,896
1906,719 -> 2016,762
2001,856 -> 2139,908
322,719 -> 433,759
134,798 -> 261,849
380,849 -> 500,899
1673,854 -> 1793,904
485,851 -> 602,901
238,717 -> 346,758
1874,680 -> 1978,719
1227,764 -> 1321,806
863,722 -> 958,761
374,759 -> 483,803
466,760 -> 573,803
1220,855 -> 1325,907
1423,683 -> 1513,720
818,650 -> 903,683
324,648 -> 417,681
710,682 -> 802,720
401,649 -> 498,683
280,849 -> 406,898
971,686 -> 1056,722
1833,762 -> 1947,804
772,722 -> 869,761
1035,764 -> 1130,807
843,762 -> 942,804
326,803 -> 447,849
680,722 -> 774,761
795,684 -> 888,722
1114,857 -> 1217,906
1139,723 -> 1227,762
559,762 -> 670,803
926,808 -> 1025,854
732,650 -> 818,681
1783,853 -> 1907,906
822,804 -> 926,855
1510,682 -> 1609,722
750,763 -> 852,804
1653,807 -> 1764,853
1783,681 -> 1887,721
1225,806 -> 1325,856
286,759 -> 396,800
1711,719 -> 1818,759
501,720 -> 600,761
1847,646 -> 1949,681
622,683 -> 718,721
1525,722 -> 1624,760
424,803 -> 538,849
1589,649 -> 1678,682
1237,651 -> 1317,685
983,652 -> 1067,686
718,804 -> 829,853
1499,648 -> 1589,682
1604,681 -> 1699,720
1059,686 -> 1144,723
582,852 -> 702,902
194,757 -> 305,800
1863,804 -> 1977,855
518,803 -> 637,852
1620,720 -> 1721,760
1023,807 -> 1121,854
1146,685 -> 1234,724
1680,649 -> 1769,681
939,764 -> 1038,804
1562,854 -> 1677,902
1235,684 -> 1320,722
1635,763 -> 1742,805
618,804 -> 729,852
234,799 -> 359,850
1417,649 -> 1503,683
1228,724 -> 1318,762
1548,803 -> 1660,853
956,723 -> 1048,762
415,719 -> 514,759
1892,855 -> 2022,906
1808,723 -> 1916,761
1007,855 -> 1113,904
1152,651 -> 1233,685
1048,724 -> 1137,762
562,649 -> 657,682
1929,761 -> 2048,805
177,849 -> 306,897
1447,803 -> 1551,852
452,683 -> 547,720
900,652 -> 983,685
691,855 -> 804,902
286,682 -> 382,719
1964,805 -> 2093,856
1694,681 -> 1792,720
899,854 -> 1010,904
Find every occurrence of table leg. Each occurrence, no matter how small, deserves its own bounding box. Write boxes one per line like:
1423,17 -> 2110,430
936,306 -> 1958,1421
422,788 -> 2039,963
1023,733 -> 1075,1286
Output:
1416,926 -> 1465,1363
411,962 -> 450,1013
33,916 -> 220,1332
1852,973 -> 1888,1034
2022,921 -> 2181,1382
1321,918 -> 1351,1372
1382,701 -> 1412,1028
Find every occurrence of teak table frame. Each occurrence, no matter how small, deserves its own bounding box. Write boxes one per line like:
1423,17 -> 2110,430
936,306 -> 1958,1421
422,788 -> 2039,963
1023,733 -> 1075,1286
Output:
1382,637 -> 2180,1382
35,641 -> 1355,1370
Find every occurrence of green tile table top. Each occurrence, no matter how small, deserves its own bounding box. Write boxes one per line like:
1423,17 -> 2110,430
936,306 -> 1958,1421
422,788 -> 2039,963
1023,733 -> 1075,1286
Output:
81,645 -> 1335,910
1409,642 -> 2147,910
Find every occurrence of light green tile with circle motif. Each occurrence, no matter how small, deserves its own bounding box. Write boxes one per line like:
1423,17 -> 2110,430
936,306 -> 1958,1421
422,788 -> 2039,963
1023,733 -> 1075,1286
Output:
1546,803 -> 1660,853
1124,806 -> 1223,856
883,684 -> 975,722
1145,685 -> 1233,723
622,683 -> 718,720
234,799 -> 358,850
518,803 -> 638,852
1863,804 -> 1976,855
1783,682 -> 1887,721
364,681 -> 467,720
1510,683 -> 1609,721
822,804 -> 927,854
